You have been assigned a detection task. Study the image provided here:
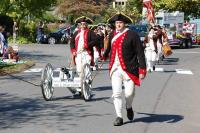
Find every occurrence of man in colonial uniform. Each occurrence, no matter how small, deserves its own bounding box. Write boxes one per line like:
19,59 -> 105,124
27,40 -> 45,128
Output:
91,25 -> 103,70
155,25 -> 164,62
70,16 -> 97,75
103,13 -> 147,126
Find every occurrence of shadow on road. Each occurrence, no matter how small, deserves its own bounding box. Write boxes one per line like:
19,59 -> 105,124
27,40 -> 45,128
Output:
0,93 -> 109,129
158,58 -> 179,65
52,94 -> 110,102
93,86 -> 112,92
0,73 -> 41,87
20,51 -> 61,62
124,112 -> 184,124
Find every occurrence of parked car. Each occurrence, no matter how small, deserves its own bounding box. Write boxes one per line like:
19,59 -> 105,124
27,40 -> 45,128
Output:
128,24 -> 148,43
47,28 -> 71,44
167,32 -> 193,48
36,34 -> 47,44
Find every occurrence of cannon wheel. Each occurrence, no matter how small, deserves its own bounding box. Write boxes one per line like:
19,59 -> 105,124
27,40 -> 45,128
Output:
80,63 -> 92,101
41,63 -> 54,101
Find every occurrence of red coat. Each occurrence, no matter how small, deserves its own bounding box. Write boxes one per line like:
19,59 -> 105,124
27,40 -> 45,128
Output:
104,29 -> 146,86
70,28 -> 97,65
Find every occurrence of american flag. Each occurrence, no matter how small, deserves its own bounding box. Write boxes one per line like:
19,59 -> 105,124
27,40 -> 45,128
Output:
143,0 -> 155,24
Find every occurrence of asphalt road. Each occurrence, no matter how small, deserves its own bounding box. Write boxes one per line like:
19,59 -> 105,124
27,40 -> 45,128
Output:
0,44 -> 200,133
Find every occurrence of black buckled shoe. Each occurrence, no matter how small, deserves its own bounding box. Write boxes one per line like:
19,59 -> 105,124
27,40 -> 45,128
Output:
153,66 -> 156,71
113,117 -> 123,126
126,108 -> 134,121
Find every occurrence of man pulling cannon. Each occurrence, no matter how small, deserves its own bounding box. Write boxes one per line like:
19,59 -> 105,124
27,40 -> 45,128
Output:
70,16 -> 97,75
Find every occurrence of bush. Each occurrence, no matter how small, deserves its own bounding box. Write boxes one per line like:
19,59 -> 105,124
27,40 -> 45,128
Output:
8,36 -> 30,45
19,22 -> 37,43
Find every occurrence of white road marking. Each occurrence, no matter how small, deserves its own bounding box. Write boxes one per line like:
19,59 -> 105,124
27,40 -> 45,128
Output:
24,67 -> 193,75
155,67 -> 193,75
155,67 -> 164,72
174,51 -> 200,54
24,68 -> 43,73
175,69 -> 193,75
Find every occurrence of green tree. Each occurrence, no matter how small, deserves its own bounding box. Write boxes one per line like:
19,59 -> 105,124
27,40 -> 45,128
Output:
0,0 -> 57,24
125,0 -> 143,22
56,0 -> 108,22
154,0 -> 200,18
0,0 -> 57,43
100,0 -> 143,24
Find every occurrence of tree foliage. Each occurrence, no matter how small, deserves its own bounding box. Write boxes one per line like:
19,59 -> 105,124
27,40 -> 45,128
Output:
56,0 -> 108,19
0,0 -> 57,23
125,0 -> 143,22
99,0 -> 143,24
0,0 -> 57,42
154,0 -> 200,17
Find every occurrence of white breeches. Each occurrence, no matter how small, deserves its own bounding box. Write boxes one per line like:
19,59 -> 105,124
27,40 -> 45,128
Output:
111,67 -> 135,118
75,51 -> 91,74
93,47 -> 99,66
145,49 -> 157,71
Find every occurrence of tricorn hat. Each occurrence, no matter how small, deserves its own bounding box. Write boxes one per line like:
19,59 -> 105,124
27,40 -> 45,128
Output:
90,25 -> 98,30
75,16 -> 93,24
107,13 -> 133,24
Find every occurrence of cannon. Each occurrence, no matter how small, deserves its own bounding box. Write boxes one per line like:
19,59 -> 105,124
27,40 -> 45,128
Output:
40,63 -> 92,101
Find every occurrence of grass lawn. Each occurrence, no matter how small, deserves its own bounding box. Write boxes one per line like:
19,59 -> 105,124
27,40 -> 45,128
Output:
0,60 -> 35,76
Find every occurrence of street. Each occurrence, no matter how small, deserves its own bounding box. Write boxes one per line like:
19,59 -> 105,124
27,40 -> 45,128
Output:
1,44 -> 200,133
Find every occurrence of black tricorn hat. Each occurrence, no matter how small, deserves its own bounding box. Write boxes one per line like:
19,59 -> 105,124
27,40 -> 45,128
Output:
90,25 -> 98,30
107,13 -> 133,24
75,16 -> 93,24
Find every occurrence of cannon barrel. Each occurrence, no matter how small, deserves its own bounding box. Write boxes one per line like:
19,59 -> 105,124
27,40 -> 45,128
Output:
61,67 -> 69,75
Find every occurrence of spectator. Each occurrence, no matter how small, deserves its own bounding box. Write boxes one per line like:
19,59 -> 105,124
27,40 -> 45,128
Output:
3,46 -> 19,62
36,21 -> 45,43
0,25 -> 6,56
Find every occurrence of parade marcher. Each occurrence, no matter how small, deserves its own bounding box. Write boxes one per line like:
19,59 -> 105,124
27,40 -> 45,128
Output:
103,13 -> 146,126
155,25 -> 164,62
144,26 -> 158,72
70,16 -> 97,75
97,27 -> 105,57
91,25 -> 103,70
161,27 -> 172,57
103,24 -> 114,53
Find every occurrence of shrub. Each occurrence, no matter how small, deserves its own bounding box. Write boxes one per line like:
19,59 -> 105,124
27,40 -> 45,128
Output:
19,22 -> 37,43
8,36 -> 30,45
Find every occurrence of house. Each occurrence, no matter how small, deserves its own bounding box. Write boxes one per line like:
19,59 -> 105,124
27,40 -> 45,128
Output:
112,0 -> 127,8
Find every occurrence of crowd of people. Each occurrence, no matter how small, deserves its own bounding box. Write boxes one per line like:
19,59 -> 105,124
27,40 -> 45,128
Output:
69,12 -> 172,126
70,17 -> 170,73
0,23 -> 19,63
